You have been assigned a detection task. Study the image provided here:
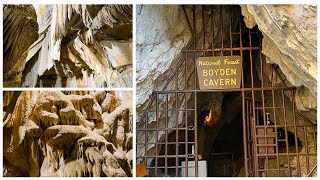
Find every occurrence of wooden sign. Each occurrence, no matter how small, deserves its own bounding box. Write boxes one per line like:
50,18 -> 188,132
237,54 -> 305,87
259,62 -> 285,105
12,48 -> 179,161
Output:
196,56 -> 242,89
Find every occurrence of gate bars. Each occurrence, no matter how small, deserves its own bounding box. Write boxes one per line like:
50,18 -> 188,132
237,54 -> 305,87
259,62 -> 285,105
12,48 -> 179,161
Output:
136,5 -> 317,177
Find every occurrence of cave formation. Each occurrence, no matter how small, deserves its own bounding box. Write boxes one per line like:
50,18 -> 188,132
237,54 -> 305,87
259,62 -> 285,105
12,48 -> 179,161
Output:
3,91 -> 133,177
3,5 -> 132,88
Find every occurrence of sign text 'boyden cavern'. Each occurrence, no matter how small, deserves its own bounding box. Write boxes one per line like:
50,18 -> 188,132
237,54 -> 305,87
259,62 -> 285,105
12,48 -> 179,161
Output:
196,56 -> 242,89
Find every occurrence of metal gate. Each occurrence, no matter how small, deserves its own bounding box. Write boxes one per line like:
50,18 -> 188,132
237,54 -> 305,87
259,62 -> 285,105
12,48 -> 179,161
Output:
136,5 -> 317,177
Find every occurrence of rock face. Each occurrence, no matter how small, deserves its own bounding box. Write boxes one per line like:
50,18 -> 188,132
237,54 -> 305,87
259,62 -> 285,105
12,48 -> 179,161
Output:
3,5 -> 39,87
3,91 -> 132,177
241,4 -> 317,114
3,5 -> 132,88
136,5 -> 192,114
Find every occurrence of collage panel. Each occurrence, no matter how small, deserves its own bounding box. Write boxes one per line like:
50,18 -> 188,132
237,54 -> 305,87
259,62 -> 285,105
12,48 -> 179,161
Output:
3,90 -> 133,177
3,4 -> 132,88
135,4 -> 317,177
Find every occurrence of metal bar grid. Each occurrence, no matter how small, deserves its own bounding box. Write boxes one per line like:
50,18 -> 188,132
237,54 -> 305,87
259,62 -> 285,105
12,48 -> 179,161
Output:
246,89 -> 317,177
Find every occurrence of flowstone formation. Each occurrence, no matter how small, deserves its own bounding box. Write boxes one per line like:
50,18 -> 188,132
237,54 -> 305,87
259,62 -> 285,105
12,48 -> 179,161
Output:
3,4 -> 132,88
136,5 -> 317,177
3,91 -> 133,177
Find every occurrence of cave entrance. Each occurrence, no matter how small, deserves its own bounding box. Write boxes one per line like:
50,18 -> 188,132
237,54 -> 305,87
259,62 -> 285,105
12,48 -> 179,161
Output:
197,92 -> 244,177
136,5 -> 317,177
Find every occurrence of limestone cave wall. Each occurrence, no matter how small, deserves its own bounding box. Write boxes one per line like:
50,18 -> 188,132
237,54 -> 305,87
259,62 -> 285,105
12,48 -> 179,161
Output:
241,4 -> 317,120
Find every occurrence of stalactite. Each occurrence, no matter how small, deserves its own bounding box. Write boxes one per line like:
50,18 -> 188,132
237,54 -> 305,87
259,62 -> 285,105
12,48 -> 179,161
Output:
5,5 -> 132,88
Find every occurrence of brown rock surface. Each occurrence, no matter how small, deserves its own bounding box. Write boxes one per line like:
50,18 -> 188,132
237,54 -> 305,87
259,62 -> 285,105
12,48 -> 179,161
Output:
3,5 -> 39,87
